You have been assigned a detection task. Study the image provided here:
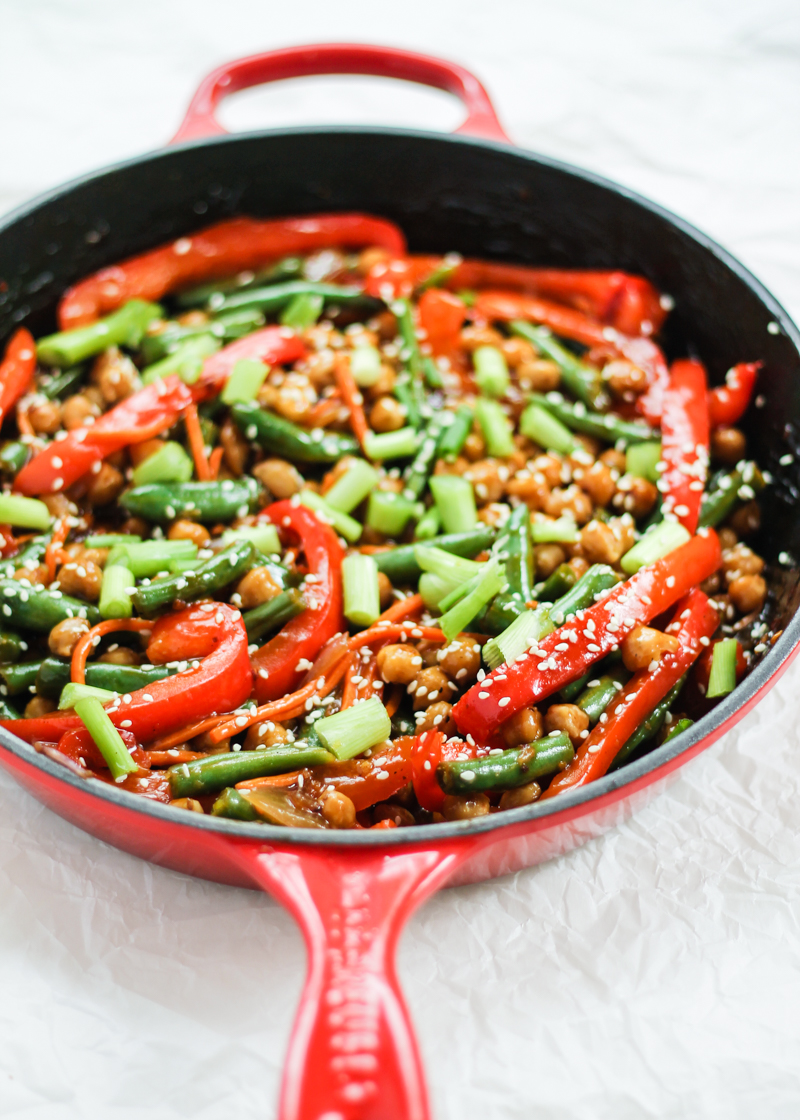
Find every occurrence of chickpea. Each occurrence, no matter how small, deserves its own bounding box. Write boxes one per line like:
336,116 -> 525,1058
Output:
463,431 -> 486,461
728,500 -> 760,537
170,798 -> 204,813
710,426 -> 747,464
437,638 -> 482,683
478,503 -> 510,528
506,469 -> 550,511
91,347 -> 139,402
532,454 -> 565,488
191,731 -> 230,754
275,377 -> 315,425
464,460 -> 504,505
304,348 -> 336,388
499,782 -> 542,811
98,646 -> 141,666
321,790 -> 357,829
434,456 -> 469,478
580,519 -> 626,565
62,393 -> 101,430
460,325 -> 504,351
499,336 -> 534,368
372,803 -> 416,827
244,721 -> 289,750
700,572 -> 721,595
85,462 -> 124,506
603,359 -> 648,396
728,574 -> 767,614
40,495 -> 75,523
220,414 -> 249,476
28,396 -> 63,435
544,703 -> 590,744
121,516 -> 148,538
567,555 -> 590,578
442,793 -> 491,820
599,448 -> 627,475
365,364 -> 397,399
48,616 -> 91,657
236,566 -> 283,609
502,706 -> 544,748
14,563 -> 48,585
717,527 -> 738,551
252,457 -> 304,500
370,395 -> 406,432
576,460 -> 616,508
621,625 -> 681,671
168,519 -> 211,547
25,696 -> 57,719
357,246 -> 393,273
376,644 -> 423,685
613,475 -> 658,519
57,559 -> 103,601
534,543 -> 566,578
411,666 -> 456,710
545,485 -> 593,524
415,701 -> 456,736
72,546 -> 108,568
516,358 -> 561,392
722,543 -> 764,582
377,572 -> 394,610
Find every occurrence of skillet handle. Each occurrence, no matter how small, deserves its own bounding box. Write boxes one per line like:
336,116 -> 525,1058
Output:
235,841 -> 469,1120
171,42 -> 511,146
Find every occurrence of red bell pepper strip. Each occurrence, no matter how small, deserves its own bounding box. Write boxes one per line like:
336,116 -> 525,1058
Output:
58,213 -> 407,329
0,328 -> 36,428
622,335 -> 671,425
198,325 -> 306,394
55,725 -> 149,773
411,729 -> 478,812
305,735 -> 417,812
13,374 -> 196,496
542,589 -> 719,798
251,501 -> 344,704
417,288 -> 468,359
469,289 -> 612,349
707,362 -> 760,428
453,529 -> 722,743
659,359 -> 710,533
2,603 -> 252,745
365,258 -> 666,336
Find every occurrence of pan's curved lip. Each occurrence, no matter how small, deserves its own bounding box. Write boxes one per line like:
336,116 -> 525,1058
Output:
1,124 -> 799,850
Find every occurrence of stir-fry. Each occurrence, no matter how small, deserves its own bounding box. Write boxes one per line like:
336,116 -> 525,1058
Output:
0,212 -> 775,828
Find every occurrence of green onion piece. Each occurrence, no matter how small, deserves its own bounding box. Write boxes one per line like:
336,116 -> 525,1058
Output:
342,553 -> 381,628
299,490 -> 362,543
706,638 -> 739,699
436,571 -> 480,612
416,545 -> 480,609
74,696 -> 139,781
221,359 -> 269,406
438,558 -> 504,643
325,459 -> 380,513
414,505 -> 441,541
475,398 -> 516,458
620,521 -> 691,574
37,299 -> 162,368
483,606 -> 555,670
422,356 -> 444,389
85,534 -> 142,548
626,440 -> 662,483
364,427 -> 419,461
473,346 -> 510,397
113,539 -> 198,578
419,572 -> 456,611
530,516 -> 580,544
0,494 -> 53,531
131,441 -> 194,486
520,402 -> 577,455
99,563 -> 134,620
314,696 -> 391,761
436,405 -> 474,462
221,522 -> 282,555
366,490 -> 420,537
141,334 -> 220,385
350,345 -> 383,387
59,682 -> 118,711
430,475 -> 477,534
280,292 -> 324,330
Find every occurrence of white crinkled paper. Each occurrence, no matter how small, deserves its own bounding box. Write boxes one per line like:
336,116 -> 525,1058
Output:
1,1 -> 799,1116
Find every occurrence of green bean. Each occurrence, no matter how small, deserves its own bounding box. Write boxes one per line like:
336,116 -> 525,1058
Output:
0,698 -> 21,719
40,365 -> 85,400
609,677 -> 687,771
243,588 -> 307,642
576,664 -> 630,723
698,462 -> 765,528
373,527 -> 496,584
231,401 -> 360,463
0,659 -> 43,696
481,505 -> 534,633
0,440 -> 30,477
37,299 -> 162,367
120,478 -> 260,524
0,630 -> 26,663
175,257 -> 304,308
139,308 -> 266,365
559,669 -> 592,702
437,733 -> 574,794
403,414 -> 448,499
35,656 -> 178,700
132,540 -> 258,614
3,533 -> 50,576
436,406 -> 474,462
216,280 -> 378,317
393,373 -> 425,430
168,744 -> 334,799
529,392 -> 654,445
0,579 -> 100,631
532,563 -> 577,603
211,786 -> 262,821
511,321 -> 610,411
663,717 -> 694,743
549,564 -> 619,624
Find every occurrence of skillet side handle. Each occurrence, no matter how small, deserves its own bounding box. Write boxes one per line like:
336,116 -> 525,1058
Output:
171,42 -> 511,146
239,842 -> 468,1120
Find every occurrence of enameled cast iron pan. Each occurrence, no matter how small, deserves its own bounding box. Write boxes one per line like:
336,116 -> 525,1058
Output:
1,43 -> 799,1120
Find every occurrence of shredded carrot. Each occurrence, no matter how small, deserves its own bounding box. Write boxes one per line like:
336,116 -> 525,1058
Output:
384,685 -> 403,719
340,657 -> 360,710
334,354 -> 370,449
145,749 -> 205,766
15,401 -> 35,438
371,818 -> 397,829
347,622 -> 487,651
358,544 -> 393,555
44,517 -> 71,584
70,618 -> 153,685
146,714 -> 226,752
183,403 -> 211,480
208,447 -> 224,480
305,392 -> 342,429
235,770 -> 306,791
378,592 -> 424,623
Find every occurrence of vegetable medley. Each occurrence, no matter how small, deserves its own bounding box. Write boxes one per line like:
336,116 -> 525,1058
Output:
0,212 -> 776,829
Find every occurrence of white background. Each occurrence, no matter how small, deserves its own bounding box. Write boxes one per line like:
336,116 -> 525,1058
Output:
1,2 -> 800,1117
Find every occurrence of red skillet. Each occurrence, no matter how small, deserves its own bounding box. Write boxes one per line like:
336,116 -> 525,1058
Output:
1,43 -> 799,1120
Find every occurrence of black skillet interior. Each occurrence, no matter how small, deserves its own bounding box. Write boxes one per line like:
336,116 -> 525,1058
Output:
1,126 -> 799,642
